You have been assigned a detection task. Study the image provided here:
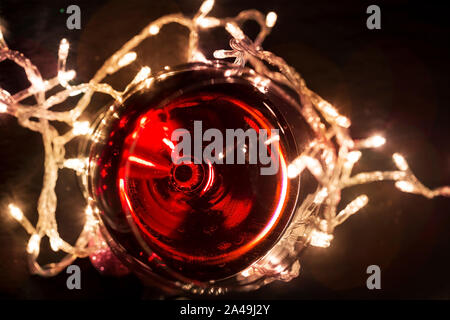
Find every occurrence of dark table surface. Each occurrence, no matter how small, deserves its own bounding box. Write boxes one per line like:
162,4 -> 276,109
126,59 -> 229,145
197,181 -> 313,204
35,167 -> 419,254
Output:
0,0 -> 449,300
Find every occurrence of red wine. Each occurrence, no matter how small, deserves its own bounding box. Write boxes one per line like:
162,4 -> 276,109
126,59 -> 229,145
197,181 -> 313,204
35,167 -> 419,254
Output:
118,92 -> 288,265
88,63 -> 307,281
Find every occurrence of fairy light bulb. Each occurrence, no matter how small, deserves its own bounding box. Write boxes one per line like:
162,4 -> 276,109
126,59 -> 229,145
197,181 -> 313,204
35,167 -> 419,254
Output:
309,229 -> 333,248
8,204 -> 23,221
27,234 -> 41,254
265,12 -> 277,28
73,121 -> 91,135
117,52 -> 137,67
395,181 -> 415,193
58,39 -> 69,60
225,22 -> 246,40
148,24 -> 160,35
362,135 -> 386,148
393,153 -> 409,171
347,151 -> 362,164
63,158 -> 88,173
196,17 -> 220,29
0,102 -> 7,113
131,66 -> 151,83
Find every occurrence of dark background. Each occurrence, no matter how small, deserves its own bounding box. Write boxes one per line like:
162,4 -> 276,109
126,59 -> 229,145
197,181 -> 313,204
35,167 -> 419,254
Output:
0,0 -> 449,299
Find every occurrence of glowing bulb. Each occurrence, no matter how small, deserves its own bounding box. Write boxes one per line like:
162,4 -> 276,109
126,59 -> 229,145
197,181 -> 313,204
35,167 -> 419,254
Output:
347,151 -> 362,163
224,70 -> 233,77
348,194 -> 369,213
213,50 -> 228,59
197,17 -> 220,28
58,70 -> 76,83
241,269 -> 250,277
287,164 -> 300,178
225,23 -> 245,40
318,101 -> 338,117
393,153 -> 409,171
50,237 -> 62,252
336,115 -> 351,128
395,181 -> 414,193
85,205 -> 93,217
313,188 -> 328,204
304,156 -> 323,178
0,102 -> 7,113
144,78 -> 154,88
58,38 -> 69,59
265,12 -> 277,28
132,67 -> 151,84
27,234 -> 40,254
309,229 -> 333,248
8,203 -> 23,221
72,121 -> 91,135
0,27 -> 5,46
30,75 -> 45,93
117,52 -> 137,68
252,76 -> 270,93
64,158 -> 87,172
134,67 -> 151,82
149,25 -> 160,35
367,135 -> 386,148
200,0 -> 215,15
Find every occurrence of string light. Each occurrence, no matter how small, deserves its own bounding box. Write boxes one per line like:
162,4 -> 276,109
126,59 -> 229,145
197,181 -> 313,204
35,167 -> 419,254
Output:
309,229 -> 334,248
0,102 -> 7,113
393,153 -> 409,171
148,25 -> 160,35
0,0 -> 448,285
265,12 -> 277,28
355,135 -> 386,148
8,203 -> 23,221
117,52 -> 137,68
72,121 -> 91,135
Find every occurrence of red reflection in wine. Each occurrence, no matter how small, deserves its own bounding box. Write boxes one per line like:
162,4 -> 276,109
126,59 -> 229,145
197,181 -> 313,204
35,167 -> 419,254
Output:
117,92 -> 288,268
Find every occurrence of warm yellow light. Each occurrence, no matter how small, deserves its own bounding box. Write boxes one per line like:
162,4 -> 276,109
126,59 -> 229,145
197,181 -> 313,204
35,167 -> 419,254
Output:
367,135 -> 386,148
58,70 -> 76,83
149,25 -> 160,35
8,203 -> 23,221
50,237 -> 62,252
347,151 -> 362,163
309,229 -> 333,248
225,23 -> 245,40
117,52 -> 137,68
336,115 -> 351,128
58,38 -> 70,59
314,188 -> 329,204
199,0 -> 215,15
133,67 -> 151,83
393,153 -> 409,171
64,158 -> 87,172
27,234 -> 40,254
395,181 -> 414,193
265,12 -> 277,28
0,102 -> 7,113
72,121 -> 91,135
197,17 -> 220,28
